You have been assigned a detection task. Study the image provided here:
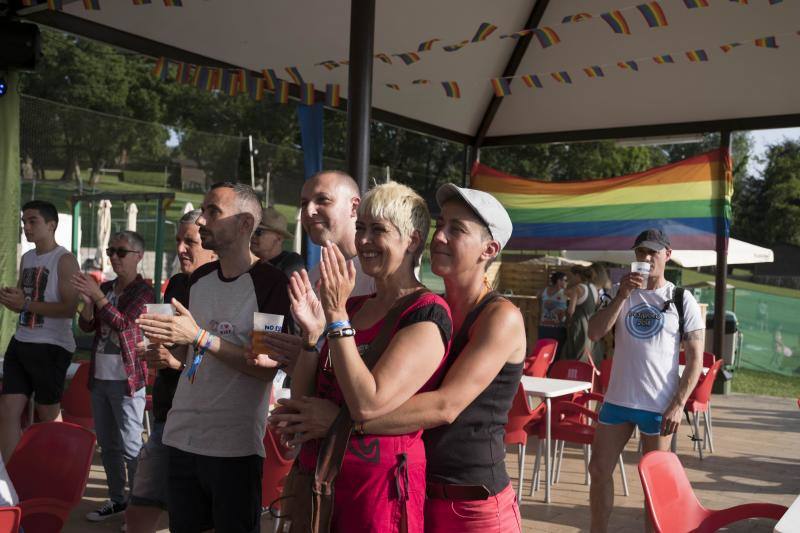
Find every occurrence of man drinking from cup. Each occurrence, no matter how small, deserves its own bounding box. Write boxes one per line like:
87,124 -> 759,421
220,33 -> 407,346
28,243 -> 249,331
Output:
587,228 -> 705,532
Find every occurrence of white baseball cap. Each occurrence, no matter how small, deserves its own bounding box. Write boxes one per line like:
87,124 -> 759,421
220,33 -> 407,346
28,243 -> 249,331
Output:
435,183 -> 513,249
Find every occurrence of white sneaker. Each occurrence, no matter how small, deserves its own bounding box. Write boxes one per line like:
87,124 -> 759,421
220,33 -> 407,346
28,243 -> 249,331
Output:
86,499 -> 127,522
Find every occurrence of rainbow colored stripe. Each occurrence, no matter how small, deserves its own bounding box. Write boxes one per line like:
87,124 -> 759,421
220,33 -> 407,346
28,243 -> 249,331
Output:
729,0 -> 747,4
394,52 -> 421,65
562,13 -> 592,23
471,150 -> 732,250
618,60 -> 639,71
769,0 -> 783,4
175,63 -> 195,84
152,57 -> 168,80
325,84 -> 341,107
163,0 -> 181,5
82,0 -> 100,8
285,67 -> 303,85
720,42 -> 741,53
316,60 -> 340,70
500,30 -> 532,39
275,80 -> 289,104
637,2 -> 668,27
583,66 -> 604,78
262,69 -> 278,91
686,49 -> 709,62
300,83 -> 315,105
443,41 -> 469,52
132,0 -> 152,4
471,22 -> 498,42
386,83 -> 400,91
683,0 -> 708,6
550,71 -> 572,84
441,81 -> 461,98
491,78 -> 512,97
248,75 -> 264,101
521,74 -> 543,89
417,38 -> 440,52
653,54 -> 674,64
754,36 -> 778,48
374,53 -> 392,64
412,79 -> 430,85
600,11 -> 631,35
532,27 -> 560,48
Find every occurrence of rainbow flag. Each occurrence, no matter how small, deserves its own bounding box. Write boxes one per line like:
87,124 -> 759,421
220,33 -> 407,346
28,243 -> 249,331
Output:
532,27 -> 560,48
46,0 -> 62,8
132,0 -> 152,4
247,74 -> 264,101
637,2 -> 668,27
618,60 -> 639,71
152,57 -> 168,80
500,30 -> 533,39
653,54 -> 674,64
208,68 -> 222,91
686,49 -> 709,62
471,150 -> 732,250
418,38 -> 440,51
394,52 -> 420,65
521,74 -> 543,89
443,40 -> 469,52
325,83 -> 341,107
441,81 -> 461,98
374,53 -> 392,64
754,36 -> 778,48
729,0 -> 747,4
412,79 -> 430,85
285,67 -> 303,85
83,0 -> 100,9
220,70 -> 236,96
300,83 -> 315,105
490,78 -> 512,97
262,69 -> 279,91
316,60 -> 340,70
683,0 -> 708,6
176,63 -> 195,84
600,11 -> 631,35
193,67 -> 214,91
471,22 -> 498,42
583,66 -> 604,78
163,0 -> 181,5
720,42 -> 741,53
386,83 -> 400,91
550,71 -> 572,84
769,0 -> 782,4
562,13 -> 592,23
275,80 -> 289,103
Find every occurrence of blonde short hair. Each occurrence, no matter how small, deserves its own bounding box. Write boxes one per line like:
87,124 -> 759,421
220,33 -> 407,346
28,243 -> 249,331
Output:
359,181 -> 430,261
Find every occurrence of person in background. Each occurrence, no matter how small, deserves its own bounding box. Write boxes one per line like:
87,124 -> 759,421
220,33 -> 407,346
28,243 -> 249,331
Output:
562,265 -> 598,361
538,271 -> 568,356
125,210 -> 216,533
250,206 -> 304,278
74,230 -> 153,523
0,200 -> 80,461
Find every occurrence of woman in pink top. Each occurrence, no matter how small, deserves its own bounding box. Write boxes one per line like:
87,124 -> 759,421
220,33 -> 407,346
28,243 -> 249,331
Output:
288,181 -> 452,532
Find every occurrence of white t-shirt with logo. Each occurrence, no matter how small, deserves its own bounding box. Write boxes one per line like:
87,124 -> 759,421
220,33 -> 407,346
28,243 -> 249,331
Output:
604,282 -> 704,413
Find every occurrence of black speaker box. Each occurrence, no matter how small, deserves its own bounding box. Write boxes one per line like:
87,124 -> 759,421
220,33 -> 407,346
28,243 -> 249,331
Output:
0,20 -> 41,71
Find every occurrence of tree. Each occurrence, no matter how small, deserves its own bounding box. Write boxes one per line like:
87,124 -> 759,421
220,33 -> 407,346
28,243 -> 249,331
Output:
754,139 -> 800,246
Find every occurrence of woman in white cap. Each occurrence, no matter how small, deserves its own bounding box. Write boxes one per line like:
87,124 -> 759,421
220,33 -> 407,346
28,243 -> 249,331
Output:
250,206 -> 304,278
272,184 -> 526,532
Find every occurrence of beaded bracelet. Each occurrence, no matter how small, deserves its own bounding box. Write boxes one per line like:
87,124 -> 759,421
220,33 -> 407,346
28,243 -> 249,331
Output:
326,327 -> 356,339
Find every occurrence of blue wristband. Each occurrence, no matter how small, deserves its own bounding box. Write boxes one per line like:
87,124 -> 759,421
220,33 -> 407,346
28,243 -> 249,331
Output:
325,320 -> 351,335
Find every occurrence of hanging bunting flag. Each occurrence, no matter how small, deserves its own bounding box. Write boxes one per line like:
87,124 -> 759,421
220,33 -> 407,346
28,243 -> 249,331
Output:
600,11 -> 631,35
720,42 -> 741,52
163,0 -> 182,5
132,0 -> 152,4
562,13 -> 592,23
521,74 -> 543,89
500,30 -> 533,39
386,83 -> 401,91
686,49 -> 709,62
653,54 -> 674,64
417,38 -> 440,51
47,0 -> 63,9
300,83 -> 315,105
152,57 -> 169,80
339,60 -> 350,65
754,36 -> 778,48
636,2 -> 668,27
393,52 -> 421,65
683,0 -> 708,6
82,0 -> 100,9
193,67 -> 213,91
316,60 -> 341,71
175,63 -> 195,84
262,69 -> 278,91
490,78 -> 512,97
728,0 -> 747,4
617,60 -> 639,71
220,69 -> 236,96
374,53 -> 393,64
441,81 -> 461,98
471,22 -> 498,42
583,66 -> 604,78
285,67 -> 304,85
247,74 -> 264,101
209,68 -> 222,91
532,27 -> 560,48
769,0 -> 782,4
443,40 -> 469,52
550,71 -> 572,84
275,80 -> 289,103
412,79 -> 430,85
325,84 -> 341,107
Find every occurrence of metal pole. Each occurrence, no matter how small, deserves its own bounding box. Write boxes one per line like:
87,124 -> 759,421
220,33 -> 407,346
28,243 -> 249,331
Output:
248,135 -> 256,190
713,131 -> 731,362
71,200 -> 81,265
462,145 -> 471,187
346,0 -> 376,192
153,197 -> 166,302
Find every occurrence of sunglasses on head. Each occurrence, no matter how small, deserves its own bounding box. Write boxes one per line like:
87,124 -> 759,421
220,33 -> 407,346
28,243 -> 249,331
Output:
106,247 -> 139,258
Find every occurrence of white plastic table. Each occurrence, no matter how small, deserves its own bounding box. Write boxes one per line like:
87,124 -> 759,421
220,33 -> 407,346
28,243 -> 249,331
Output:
521,375 -> 593,503
774,494 -> 800,532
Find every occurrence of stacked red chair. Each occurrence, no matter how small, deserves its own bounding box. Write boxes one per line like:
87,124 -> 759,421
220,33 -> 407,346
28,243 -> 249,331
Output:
504,383 -> 546,501
523,338 -> 558,378
60,361 -> 93,430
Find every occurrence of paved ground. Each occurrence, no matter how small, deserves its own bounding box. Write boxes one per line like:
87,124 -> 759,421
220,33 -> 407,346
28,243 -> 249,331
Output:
62,393 -> 800,532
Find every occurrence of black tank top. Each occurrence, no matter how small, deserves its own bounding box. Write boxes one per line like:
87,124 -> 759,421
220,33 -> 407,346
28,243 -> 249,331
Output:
423,292 -> 524,494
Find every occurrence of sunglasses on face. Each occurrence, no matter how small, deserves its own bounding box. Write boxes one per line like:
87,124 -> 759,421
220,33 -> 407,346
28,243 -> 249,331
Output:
106,247 -> 139,258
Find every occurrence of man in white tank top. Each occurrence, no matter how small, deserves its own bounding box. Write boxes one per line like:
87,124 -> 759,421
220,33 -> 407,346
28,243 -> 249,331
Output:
0,201 -> 80,460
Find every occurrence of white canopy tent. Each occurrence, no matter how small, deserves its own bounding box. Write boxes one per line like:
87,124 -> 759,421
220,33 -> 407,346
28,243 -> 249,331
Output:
564,238 -> 774,268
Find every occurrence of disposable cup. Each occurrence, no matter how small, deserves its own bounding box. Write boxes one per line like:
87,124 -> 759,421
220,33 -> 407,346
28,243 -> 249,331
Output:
631,261 -> 651,288
142,303 -> 174,346
253,312 -> 285,354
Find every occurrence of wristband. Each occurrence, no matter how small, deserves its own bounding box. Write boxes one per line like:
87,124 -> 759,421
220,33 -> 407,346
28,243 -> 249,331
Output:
324,320 -> 351,335
354,420 -> 366,435
326,327 -> 356,339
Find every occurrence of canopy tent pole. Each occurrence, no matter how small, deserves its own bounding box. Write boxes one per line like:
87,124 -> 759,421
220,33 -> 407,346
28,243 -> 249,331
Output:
462,145 -> 471,187
346,0 -> 376,192
154,197 -> 166,301
713,132 -> 731,362
0,72 -> 21,351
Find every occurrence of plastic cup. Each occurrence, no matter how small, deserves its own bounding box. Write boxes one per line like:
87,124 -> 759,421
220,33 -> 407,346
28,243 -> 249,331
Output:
253,312 -> 285,355
142,303 -> 174,346
631,261 -> 651,288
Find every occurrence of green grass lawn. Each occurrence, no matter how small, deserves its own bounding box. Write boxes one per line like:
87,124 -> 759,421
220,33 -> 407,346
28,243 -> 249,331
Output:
681,268 -> 800,300
731,367 -> 800,398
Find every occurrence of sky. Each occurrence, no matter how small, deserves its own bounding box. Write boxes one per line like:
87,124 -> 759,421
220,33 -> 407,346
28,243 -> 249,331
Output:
746,127 -> 800,177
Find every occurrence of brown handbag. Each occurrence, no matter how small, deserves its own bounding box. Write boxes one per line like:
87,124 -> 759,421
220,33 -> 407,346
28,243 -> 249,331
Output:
280,288 -> 430,533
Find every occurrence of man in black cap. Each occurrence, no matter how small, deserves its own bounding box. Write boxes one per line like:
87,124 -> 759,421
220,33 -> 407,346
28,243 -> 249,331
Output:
587,228 -> 705,532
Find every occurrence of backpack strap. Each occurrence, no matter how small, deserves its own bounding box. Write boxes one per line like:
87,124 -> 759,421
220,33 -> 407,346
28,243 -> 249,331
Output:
674,287 -> 686,340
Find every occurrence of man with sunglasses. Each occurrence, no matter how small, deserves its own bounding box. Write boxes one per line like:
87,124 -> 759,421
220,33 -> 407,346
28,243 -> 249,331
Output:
0,200 -> 80,461
587,229 -> 705,533
73,230 -> 153,523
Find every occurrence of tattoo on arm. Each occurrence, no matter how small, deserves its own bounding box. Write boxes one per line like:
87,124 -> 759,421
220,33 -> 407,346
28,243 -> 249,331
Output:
682,329 -> 704,341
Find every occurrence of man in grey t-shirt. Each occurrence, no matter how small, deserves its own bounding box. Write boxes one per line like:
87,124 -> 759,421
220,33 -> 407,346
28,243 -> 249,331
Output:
138,182 -> 290,533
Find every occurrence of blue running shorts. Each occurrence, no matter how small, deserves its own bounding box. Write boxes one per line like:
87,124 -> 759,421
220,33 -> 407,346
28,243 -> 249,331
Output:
598,402 -> 663,436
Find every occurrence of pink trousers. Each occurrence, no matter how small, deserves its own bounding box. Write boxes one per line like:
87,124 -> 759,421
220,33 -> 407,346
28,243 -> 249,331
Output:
424,482 -> 522,533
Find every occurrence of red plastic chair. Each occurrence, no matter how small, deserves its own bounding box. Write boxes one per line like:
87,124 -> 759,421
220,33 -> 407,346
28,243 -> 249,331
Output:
684,358 -> 724,460
523,338 -> 558,377
262,425 -> 296,531
503,383 -> 546,501
598,358 -> 613,395
0,507 -> 20,533
60,361 -> 93,430
639,451 -> 787,532
6,422 -> 96,533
